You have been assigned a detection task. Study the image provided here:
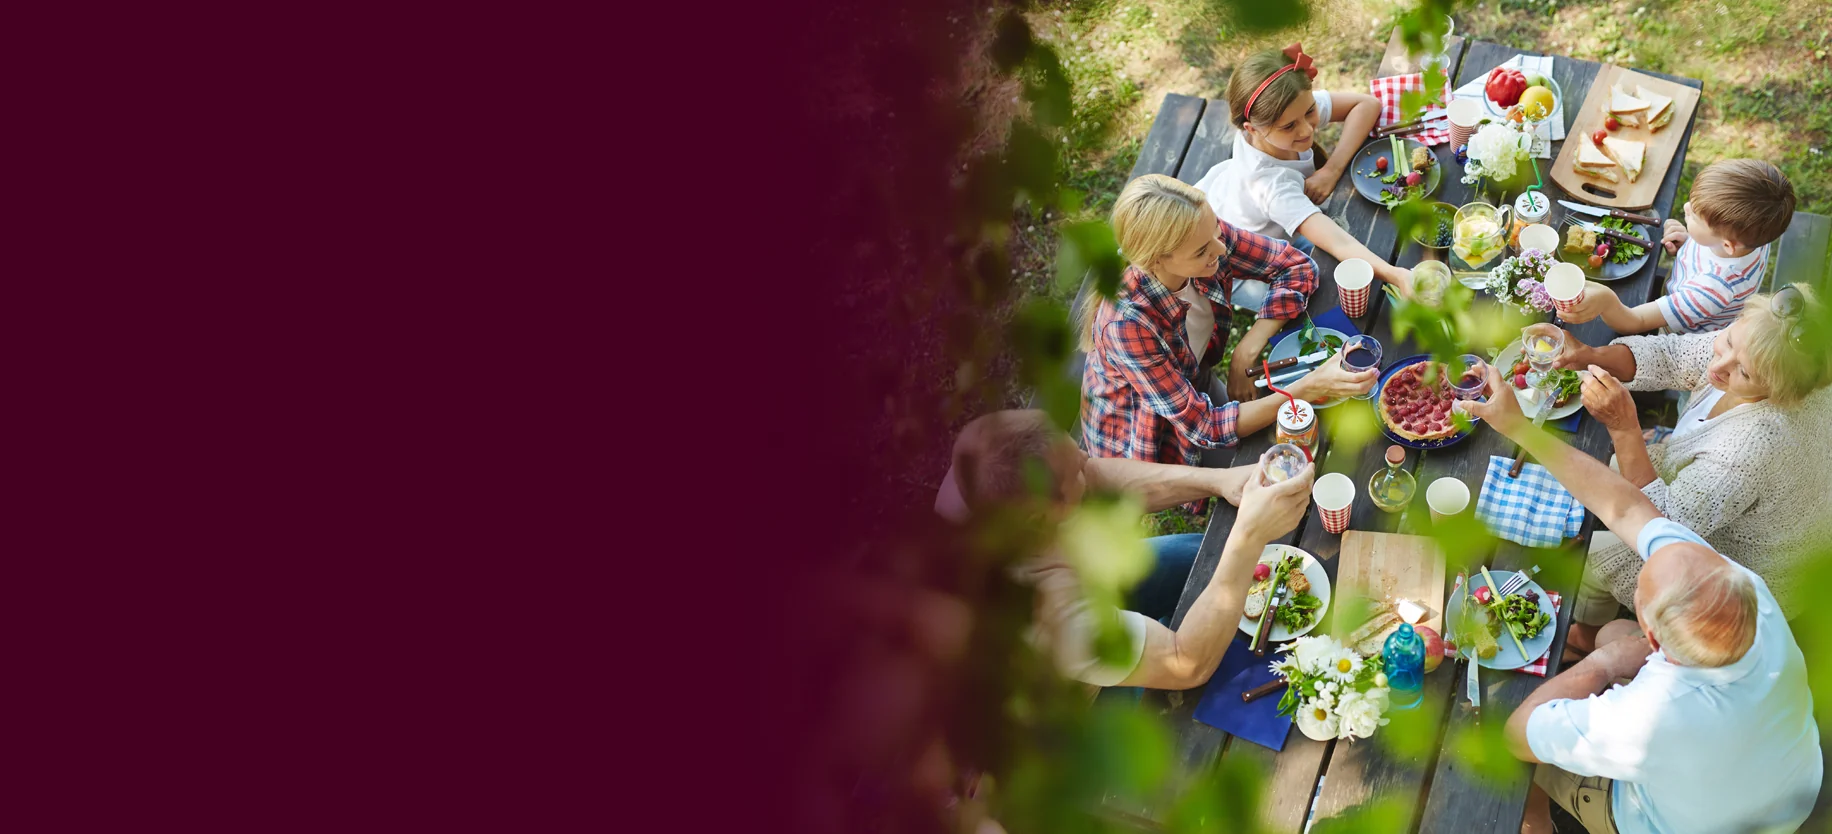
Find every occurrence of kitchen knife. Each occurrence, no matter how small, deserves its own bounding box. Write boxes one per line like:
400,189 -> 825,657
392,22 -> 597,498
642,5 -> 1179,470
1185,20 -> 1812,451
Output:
1252,583 -> 1288,657
1247,349 -> 1331,378
1557,200 -> 1659,226
1579,221 -> 1654,251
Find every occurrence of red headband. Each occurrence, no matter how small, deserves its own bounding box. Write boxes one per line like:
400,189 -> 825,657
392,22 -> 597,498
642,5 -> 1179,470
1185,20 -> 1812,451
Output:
1244,43 -> 1318,124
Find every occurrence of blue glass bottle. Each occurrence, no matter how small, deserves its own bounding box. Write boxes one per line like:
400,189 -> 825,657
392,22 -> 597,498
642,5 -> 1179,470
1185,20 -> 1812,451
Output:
1384,623 -> 1425,710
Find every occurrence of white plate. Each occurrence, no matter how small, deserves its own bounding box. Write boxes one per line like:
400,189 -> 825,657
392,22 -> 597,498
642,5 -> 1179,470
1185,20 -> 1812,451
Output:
1494,339 -> 1583,421
1238,544 -> 1333,643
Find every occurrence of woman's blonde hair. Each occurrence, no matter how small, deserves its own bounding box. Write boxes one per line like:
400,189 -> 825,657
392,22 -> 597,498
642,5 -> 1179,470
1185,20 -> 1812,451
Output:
1735,288 -> 1830,407
1226,49 -> 1313,131
1077,174 -> 1208,349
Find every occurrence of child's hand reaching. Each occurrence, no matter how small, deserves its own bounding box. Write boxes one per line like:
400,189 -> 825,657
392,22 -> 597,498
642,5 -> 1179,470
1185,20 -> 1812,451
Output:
1304,168 -> 1340,205
1661,218 -> 1689,254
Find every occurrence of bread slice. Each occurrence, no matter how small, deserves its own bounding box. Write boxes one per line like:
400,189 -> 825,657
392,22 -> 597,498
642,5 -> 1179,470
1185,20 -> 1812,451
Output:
1574,135 -> 1621,182
1636,84 -> 1675,132
1606,85 -> 1649,127
1602,136 -> 1645,183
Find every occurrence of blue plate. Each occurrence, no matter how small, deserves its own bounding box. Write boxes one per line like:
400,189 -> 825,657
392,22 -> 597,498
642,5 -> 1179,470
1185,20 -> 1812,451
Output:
1444,571 -> 1557,671
1375,354 -> 1477,450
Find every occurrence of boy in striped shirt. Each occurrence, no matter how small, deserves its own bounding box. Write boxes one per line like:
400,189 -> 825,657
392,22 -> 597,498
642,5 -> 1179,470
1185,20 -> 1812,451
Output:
1557,159 -> 1795,334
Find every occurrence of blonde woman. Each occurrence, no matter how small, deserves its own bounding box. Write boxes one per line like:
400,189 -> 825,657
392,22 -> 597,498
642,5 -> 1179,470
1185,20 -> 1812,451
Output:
1079,174 -> 1375,471
1555,285 -> 1832,653
1192,44 -> 1412,304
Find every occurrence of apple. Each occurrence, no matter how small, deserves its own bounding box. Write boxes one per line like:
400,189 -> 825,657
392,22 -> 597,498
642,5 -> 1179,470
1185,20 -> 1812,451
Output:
1417,626 -> 1446,673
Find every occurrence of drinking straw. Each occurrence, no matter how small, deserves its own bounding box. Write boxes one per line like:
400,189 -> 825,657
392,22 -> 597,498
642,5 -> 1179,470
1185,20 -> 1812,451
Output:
1261,358 -> 1300,416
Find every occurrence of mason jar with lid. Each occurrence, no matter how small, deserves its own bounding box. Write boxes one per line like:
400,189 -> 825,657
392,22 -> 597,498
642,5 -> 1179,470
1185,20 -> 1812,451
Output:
1275,398 -> 1318,454
1510,190 -> 1551,251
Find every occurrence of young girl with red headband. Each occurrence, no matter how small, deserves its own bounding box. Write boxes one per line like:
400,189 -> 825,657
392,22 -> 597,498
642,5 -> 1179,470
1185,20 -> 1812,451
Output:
1193,44 -> 1413,302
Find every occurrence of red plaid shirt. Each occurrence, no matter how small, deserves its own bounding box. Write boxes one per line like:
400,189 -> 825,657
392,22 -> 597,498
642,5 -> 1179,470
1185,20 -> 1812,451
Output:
1080,220 -> 1316,467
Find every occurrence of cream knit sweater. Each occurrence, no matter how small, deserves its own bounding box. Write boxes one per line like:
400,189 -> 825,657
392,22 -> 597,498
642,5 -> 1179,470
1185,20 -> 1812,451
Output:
1585,332 -> 1832,618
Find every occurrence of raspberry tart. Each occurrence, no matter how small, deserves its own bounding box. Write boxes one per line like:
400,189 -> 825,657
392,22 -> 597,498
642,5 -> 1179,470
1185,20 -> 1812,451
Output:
1378,363 -> 1461,442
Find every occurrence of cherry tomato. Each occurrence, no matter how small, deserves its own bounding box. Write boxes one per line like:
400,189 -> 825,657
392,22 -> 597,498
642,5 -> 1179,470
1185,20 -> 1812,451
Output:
1605,116 -> 1621,131
1591,128 -> 1607,146
1588,253 -> 1605,269
1376,156 -> 1389,172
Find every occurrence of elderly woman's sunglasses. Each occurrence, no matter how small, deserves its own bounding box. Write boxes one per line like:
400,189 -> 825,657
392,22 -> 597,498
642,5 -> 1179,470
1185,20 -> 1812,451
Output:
1772,285 -> 1811,345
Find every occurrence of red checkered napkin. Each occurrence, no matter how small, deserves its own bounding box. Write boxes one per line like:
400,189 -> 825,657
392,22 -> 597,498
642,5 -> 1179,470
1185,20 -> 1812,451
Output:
1442,573 -> 1562,677
1369,71 -> 1451,146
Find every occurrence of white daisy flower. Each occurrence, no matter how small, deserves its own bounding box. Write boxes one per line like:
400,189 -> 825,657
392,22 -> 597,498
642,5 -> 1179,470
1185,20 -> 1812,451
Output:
1296,698 -> 1340,740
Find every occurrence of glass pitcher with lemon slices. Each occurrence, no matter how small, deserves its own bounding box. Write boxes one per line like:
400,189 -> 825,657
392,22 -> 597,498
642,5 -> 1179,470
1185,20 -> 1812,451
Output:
1452,200 -> 1510,270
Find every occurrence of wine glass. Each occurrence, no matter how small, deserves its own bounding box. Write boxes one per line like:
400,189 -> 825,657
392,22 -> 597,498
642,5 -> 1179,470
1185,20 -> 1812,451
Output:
1340,335 -> 1383,400
1450,354 -> 1487,401
1522,323 -> 1565,390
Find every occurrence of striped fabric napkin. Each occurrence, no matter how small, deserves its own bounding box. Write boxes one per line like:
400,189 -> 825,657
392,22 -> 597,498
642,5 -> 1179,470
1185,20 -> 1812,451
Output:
1369,72 -> 1451,146
1476,456 -> 1587,548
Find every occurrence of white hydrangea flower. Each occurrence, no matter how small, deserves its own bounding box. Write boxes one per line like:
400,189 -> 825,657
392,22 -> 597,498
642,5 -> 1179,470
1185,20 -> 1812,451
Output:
1464,122 -> 1533,182
1335,690 -> 1389,739
1292,636 -> 1337,674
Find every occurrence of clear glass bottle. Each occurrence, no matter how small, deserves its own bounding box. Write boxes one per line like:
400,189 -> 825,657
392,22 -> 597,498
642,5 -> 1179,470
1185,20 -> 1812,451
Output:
1383,622 -> 1426,710
1368,444 -> 1416,514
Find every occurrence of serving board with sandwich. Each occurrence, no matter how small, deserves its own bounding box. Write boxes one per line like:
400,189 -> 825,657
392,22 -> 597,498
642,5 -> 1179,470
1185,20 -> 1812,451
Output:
1549,65 -> 1699,209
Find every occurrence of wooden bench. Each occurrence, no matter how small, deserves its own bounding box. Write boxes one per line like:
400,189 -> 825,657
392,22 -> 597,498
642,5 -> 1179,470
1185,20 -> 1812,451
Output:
1768,211 -> 1832,293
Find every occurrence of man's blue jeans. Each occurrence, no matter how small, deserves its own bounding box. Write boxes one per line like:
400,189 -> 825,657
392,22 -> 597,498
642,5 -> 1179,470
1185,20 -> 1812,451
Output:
1130,533 -> 1204,624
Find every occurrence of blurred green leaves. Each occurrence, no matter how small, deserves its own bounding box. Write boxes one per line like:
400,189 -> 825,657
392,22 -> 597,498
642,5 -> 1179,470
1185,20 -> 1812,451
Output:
1061,494 -> 1153,595
1056,220 -> 1125,299
1166,752 -> 1267,834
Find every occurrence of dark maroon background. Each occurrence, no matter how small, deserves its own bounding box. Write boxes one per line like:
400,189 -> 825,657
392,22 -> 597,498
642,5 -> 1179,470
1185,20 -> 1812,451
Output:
9,0 -> 995,831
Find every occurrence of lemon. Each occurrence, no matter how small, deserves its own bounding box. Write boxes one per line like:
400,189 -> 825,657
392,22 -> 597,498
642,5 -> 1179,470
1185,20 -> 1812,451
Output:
1519,85 -> 1555,120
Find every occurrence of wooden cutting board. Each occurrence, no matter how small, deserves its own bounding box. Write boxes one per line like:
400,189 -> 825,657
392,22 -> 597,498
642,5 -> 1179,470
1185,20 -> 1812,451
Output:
1331,531 -> 1446,651
1548,65 -> 1700,209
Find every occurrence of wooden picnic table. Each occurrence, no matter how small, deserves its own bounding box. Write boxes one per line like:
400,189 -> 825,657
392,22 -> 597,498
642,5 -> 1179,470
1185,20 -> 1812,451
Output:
1105,34 -> 1704,832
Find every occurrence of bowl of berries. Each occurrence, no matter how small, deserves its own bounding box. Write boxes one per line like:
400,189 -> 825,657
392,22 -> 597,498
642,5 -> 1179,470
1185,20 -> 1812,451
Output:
1409,201 -> 1457,252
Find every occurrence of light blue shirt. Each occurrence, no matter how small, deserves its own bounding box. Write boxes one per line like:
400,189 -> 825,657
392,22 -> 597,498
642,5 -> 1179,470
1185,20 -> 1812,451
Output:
1527,518 -> 1822,834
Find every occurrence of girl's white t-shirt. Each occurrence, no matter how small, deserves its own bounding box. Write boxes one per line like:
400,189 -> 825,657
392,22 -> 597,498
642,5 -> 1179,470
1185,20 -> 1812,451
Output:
1193,90 -> 1333,243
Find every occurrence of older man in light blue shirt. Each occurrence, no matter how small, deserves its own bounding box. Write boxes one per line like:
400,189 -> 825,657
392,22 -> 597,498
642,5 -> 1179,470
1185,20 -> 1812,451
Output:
1459,364 -> 1822,834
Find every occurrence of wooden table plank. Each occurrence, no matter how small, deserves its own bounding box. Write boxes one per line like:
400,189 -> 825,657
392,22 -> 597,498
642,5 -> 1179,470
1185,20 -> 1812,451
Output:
1129,93 -> 1207,181
1174,101 -> 1236,185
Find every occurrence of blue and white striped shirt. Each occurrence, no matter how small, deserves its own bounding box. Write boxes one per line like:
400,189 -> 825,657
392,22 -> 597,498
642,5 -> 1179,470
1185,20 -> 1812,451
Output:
1656,239 -> 1768,333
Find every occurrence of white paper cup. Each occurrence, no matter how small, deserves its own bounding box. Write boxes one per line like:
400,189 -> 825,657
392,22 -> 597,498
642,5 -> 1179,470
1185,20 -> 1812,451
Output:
1313,472 -> 1356,535
1427,477 -> 1471,523
1544,262 -> 1587,318
1447,98 -> 1484,150
1518,223 -> 1560,255
1335,258 -> 1375,319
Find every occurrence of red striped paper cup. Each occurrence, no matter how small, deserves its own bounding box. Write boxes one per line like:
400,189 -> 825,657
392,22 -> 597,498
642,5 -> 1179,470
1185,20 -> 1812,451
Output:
1543,262 -> 1587,319
1312,472 -> 1356,535
1447,98 -> 1483,153
1335,258 -> 1374,319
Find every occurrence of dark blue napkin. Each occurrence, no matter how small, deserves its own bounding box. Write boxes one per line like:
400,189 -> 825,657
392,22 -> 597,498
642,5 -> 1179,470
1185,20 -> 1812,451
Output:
1273,306 -> 1364,352
1193,638 -> 1292,751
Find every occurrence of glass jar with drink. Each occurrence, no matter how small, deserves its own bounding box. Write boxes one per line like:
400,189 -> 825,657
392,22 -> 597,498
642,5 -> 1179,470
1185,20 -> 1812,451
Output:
1453,200 -> 1510,270
1369,444 -> 1416,514
1275,399 -> 1318,453
1262,443 -> 1309,484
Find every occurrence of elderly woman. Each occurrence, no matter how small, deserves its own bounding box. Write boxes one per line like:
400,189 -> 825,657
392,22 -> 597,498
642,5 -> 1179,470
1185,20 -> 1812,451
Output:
1078,174 -> 1374,472
1556,286 -> 1832,654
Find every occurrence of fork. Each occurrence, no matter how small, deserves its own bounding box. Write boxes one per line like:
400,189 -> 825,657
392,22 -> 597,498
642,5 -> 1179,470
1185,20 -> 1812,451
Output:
1495,565 -> 1542,598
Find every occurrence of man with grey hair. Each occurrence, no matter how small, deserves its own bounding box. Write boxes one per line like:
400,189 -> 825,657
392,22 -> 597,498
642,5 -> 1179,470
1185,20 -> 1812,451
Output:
1459,364 -> 1821,834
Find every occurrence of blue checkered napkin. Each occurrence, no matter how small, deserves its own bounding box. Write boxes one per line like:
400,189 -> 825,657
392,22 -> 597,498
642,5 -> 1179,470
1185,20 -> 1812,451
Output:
1476,456 -> 1588,548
